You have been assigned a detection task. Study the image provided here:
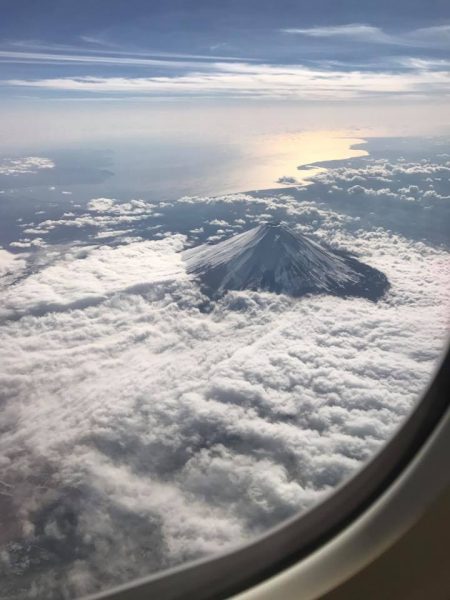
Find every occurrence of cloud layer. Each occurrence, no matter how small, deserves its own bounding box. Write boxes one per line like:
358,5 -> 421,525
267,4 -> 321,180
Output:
7,60 -> 450,99
3,21 -> 450,102
0,145 -> 449,599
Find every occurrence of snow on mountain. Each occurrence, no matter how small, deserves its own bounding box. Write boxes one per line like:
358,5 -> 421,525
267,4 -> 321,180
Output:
183,222 -> 389,301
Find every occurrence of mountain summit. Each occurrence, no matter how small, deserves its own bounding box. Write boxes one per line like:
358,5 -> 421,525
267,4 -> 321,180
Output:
183,223 -> 389,301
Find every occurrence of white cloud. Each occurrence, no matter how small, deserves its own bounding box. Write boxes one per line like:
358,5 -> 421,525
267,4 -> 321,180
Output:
0,156 -> 55,176
283,24 -> 393,44
9,237 -> 46,249
208,219 -> 230,226
94,229 -> 134,239
407,24 -> 450,47
0,46 -> 253,66
6,60 -> 450,99
13,197 -> 157,242
0,248 -> 26,278
0,236 -> 187,318
0,50 -> 217,69
282,23 -> 450,48
305,156 -> 450,244
87,197 -> 116,212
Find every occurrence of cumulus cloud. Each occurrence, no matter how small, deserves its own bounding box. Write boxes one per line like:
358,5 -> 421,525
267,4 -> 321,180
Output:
306,156 -> 450,245
0,236 -> 186,318
277,176 -> 299,185
0,156 -> 55,176
0,144 -> 449,599
12,197 -> 157,247
87,197 -> 116,212
0,248 -> 27,278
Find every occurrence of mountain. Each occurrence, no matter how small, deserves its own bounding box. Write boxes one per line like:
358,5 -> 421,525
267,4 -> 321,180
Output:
183,222 -> 389,301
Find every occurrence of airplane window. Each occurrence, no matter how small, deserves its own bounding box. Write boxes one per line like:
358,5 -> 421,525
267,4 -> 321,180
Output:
0,2 -> 449,600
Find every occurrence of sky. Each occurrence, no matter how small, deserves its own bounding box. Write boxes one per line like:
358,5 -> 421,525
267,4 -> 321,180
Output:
0,0 -> 449,108
0,1 -> 449,149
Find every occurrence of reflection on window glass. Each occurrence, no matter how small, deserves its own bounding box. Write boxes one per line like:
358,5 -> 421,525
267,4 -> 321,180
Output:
0,2 -> 449,599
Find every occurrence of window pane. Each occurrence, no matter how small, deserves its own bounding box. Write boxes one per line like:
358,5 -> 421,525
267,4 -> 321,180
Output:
0,3 -> 449,599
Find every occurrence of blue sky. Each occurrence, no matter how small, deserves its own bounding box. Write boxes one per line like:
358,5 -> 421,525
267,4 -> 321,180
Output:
0,0 -> 449,101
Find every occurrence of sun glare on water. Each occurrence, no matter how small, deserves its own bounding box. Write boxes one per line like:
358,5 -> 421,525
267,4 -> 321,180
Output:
224,130 -> 368,193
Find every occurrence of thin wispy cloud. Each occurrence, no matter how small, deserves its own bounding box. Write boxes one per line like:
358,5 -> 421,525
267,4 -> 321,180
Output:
2,23 -> 449,103
0,50 -> 212,69
282,23 -> 450,48
0,42 -> 255,63
79,34 -> 118,48
0,50 -> 256,70
6,62 -> 450,100
283,24 -> 393,44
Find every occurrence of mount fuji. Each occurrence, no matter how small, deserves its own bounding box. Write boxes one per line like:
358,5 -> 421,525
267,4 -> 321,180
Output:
183,223 -> 389,301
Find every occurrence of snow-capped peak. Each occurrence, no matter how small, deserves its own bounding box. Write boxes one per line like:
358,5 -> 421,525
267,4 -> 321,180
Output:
183,222 -> 389,301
